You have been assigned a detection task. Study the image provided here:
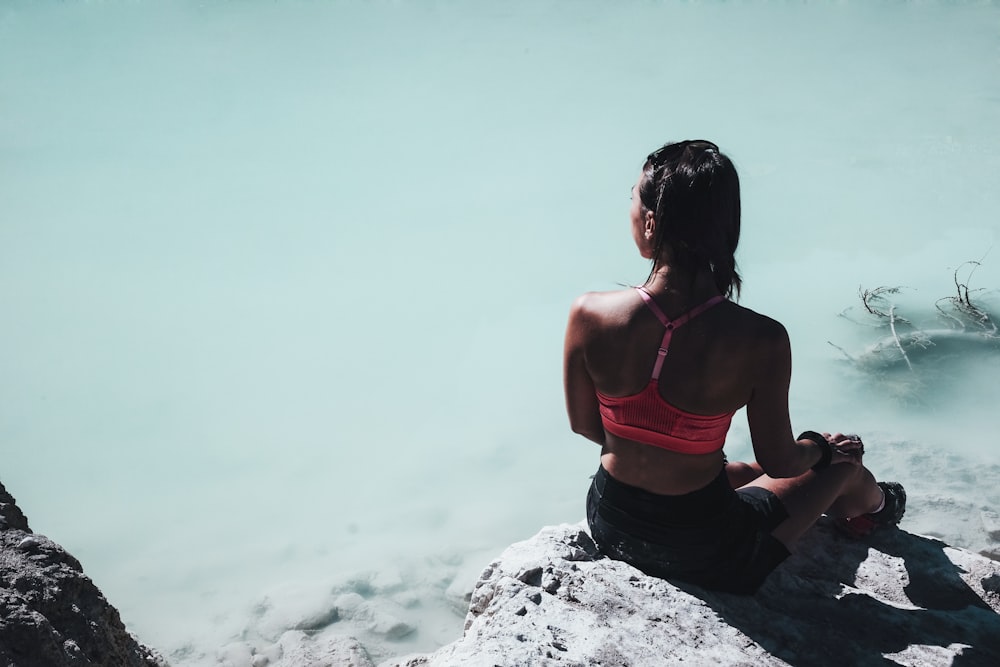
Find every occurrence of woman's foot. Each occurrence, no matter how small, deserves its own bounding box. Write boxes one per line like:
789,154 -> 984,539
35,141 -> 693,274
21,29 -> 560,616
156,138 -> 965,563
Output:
835,482 -> 906,538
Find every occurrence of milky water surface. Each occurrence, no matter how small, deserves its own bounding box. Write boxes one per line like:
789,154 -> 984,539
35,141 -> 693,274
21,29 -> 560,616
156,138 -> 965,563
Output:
2,1 -> 999,662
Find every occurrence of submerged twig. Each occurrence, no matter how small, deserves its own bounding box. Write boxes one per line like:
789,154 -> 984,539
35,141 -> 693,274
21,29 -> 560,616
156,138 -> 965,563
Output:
936,260 -> 997,334
837,307 -> 887,328
827,340 -> 855,361
859,285 -> 910,324
888,305 -> 913,372
934,298 -> 968,330
954,261 -> 982,308
836,261 -> 997,373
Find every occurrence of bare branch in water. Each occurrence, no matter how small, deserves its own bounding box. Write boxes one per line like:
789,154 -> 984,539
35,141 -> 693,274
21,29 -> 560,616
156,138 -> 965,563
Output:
935,297 -> 968,330
859,285 -> 910,324
835,261 -> 997,373
838,307 -> 888,328
940,261 -> 997,334
827,340 -> 855,361
888,305 -> 913,372
954,261 -> 981,307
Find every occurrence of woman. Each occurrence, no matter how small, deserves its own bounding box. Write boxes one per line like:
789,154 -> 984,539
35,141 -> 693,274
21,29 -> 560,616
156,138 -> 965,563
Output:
563,140 -> 905,594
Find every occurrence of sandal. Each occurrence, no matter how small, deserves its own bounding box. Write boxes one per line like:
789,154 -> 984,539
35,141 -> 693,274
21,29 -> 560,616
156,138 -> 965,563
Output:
835,482 -> 906,538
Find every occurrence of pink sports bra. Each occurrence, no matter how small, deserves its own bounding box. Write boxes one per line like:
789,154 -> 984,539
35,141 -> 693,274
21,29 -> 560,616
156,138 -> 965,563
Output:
595,287 -> 734,454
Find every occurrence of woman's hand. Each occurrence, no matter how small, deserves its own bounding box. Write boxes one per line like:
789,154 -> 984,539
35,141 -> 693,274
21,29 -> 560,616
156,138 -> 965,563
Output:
823,431 -> 865,465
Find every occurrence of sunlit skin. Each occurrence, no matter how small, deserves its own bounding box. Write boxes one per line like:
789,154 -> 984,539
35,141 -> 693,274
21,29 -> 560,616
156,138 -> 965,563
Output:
563,172 -> 884,550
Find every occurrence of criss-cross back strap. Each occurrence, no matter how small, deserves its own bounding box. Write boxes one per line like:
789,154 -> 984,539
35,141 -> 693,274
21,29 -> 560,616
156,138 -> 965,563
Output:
635,286 -> 726,381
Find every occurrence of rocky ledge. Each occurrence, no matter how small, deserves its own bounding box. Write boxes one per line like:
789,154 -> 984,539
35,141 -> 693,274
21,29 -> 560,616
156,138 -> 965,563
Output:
0,482 -> 165,667
4,477 -> 1000,667
388,521 -> 1000,667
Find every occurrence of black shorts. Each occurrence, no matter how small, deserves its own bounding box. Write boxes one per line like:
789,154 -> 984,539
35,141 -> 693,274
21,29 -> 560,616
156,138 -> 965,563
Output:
586,465 -> 790,594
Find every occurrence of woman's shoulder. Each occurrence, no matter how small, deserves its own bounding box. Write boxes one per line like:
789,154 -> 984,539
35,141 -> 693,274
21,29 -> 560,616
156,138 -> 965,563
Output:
571,287 -> 636,310
723,302 -> 790,343
567,288 -> 639,334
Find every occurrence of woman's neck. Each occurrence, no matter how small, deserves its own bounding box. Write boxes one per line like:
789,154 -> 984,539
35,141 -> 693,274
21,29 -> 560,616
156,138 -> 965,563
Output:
643,264 -> 719,299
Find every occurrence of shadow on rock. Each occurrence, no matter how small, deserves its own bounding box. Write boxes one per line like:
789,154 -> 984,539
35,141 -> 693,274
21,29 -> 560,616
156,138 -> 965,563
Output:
685,518 -> 1000,667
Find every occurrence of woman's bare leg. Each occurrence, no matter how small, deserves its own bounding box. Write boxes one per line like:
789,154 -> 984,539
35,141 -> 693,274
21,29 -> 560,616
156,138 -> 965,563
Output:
726,461 -> 765,489
739,463 -> 884,548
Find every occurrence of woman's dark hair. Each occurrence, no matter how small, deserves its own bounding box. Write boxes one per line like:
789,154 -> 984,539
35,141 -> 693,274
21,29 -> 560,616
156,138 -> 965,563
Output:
638,140 -> 741,299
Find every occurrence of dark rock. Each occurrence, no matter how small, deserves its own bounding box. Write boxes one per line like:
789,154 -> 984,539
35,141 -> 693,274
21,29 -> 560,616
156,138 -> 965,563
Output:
0,481 -> 166,667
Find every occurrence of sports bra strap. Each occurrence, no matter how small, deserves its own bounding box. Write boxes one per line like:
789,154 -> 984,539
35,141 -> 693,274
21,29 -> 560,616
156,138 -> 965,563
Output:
635,287 -> 726,381
634,286 -> 670,325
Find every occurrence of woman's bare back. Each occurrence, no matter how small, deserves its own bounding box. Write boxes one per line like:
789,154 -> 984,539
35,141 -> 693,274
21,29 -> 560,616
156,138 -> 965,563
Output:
570,283 -> 788,494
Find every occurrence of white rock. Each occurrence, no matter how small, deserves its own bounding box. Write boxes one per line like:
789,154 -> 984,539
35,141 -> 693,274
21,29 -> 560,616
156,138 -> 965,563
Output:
216,641 -> 255,666
362,605 -> 415,640
334,592 -> 366,616
273,630 -> 374,667
389,590 -> 422,609
381,520 -> 1000,666
255,642 -> 282,666
250,582 -> 339,641
371,566 -> 405,593
443,550 -> 495,609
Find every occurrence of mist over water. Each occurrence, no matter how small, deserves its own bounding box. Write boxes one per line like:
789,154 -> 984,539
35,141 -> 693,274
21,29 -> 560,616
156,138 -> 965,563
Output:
2,1 -> 999,662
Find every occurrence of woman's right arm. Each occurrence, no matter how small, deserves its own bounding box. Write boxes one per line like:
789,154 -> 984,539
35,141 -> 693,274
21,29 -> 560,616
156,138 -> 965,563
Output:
745,320 -> 829,477
563,295 -> 607,446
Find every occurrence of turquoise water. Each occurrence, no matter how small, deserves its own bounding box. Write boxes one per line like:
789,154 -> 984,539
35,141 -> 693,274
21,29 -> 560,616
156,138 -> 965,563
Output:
2,1 -> 999,662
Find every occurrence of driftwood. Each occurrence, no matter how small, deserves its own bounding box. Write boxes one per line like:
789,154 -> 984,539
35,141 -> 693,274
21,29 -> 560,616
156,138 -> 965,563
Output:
830,261 -> 998,372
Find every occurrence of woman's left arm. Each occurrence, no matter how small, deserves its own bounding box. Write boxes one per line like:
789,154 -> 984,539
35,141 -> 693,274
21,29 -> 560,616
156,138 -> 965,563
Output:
563,295 -> 606,446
